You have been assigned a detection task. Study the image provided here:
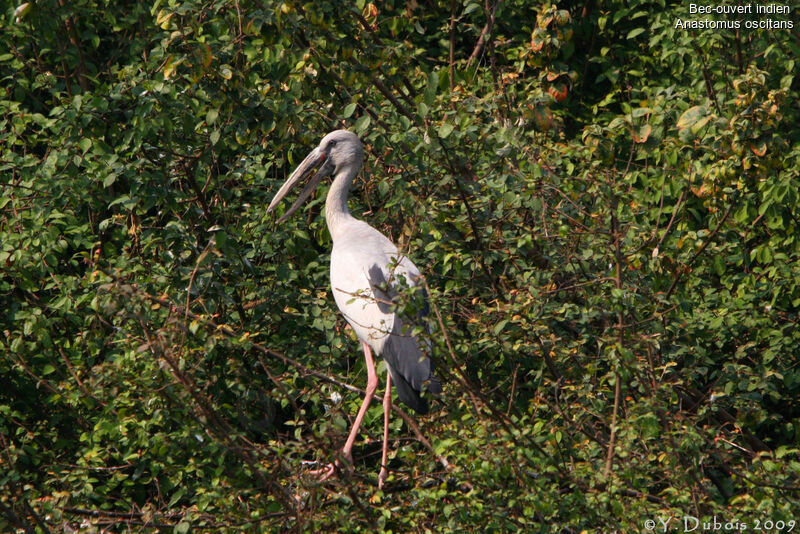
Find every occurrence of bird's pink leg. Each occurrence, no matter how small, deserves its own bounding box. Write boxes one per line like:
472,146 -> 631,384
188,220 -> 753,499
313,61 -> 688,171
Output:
378,372 -> 392,489
312,340 -> 378,482
341,340 -> 379,464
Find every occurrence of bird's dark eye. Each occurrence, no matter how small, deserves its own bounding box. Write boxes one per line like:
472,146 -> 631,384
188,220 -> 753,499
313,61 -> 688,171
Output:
329,140 -> 337,148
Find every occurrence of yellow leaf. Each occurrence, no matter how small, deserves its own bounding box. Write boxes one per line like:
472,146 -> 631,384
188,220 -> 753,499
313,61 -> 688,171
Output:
749,141 -> 767,157
363,3 -> 378,18
156,9 -> 174,29
163,55 -> 183,79
14,2 -> 32,22
633,123 -> 652,143
200,43 -> 213,69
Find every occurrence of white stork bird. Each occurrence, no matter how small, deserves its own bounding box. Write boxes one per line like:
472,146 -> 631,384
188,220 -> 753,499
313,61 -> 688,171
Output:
267,130 -> 441,488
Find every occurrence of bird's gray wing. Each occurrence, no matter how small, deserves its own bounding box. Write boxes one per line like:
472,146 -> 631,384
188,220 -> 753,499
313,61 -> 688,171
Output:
367,261 -> 441,414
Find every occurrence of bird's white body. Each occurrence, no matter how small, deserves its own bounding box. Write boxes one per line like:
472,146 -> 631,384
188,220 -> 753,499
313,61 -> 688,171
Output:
329,219 -> 419,354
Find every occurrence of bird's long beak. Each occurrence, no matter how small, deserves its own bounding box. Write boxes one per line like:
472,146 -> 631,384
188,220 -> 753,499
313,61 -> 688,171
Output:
267,147 -> 331,223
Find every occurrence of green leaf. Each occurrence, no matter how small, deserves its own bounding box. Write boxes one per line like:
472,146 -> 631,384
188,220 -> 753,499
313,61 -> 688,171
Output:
354,114 -> 371,133
210,130 -> 220,146
676,105 -> 708,130
713,255 -> 725,276
464,3 -> 481,15
425,70 -> 439,106
493,319 -> 508,335
627,27 -> 645,39
108,195 -> 131,207
437,123 -> 454,139
206,109 -> 219,125
343,103 -> 357,118
168,487 -> 186,507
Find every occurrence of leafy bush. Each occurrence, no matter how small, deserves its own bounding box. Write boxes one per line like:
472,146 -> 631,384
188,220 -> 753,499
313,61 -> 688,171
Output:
1,0 -> 798,531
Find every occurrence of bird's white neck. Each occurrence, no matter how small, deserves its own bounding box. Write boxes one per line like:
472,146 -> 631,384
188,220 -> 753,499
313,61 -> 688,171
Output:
325,162 -> 359,242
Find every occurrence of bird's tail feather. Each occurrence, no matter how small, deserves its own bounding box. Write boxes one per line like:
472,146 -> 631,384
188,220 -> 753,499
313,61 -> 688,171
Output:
387,366 -> 441,415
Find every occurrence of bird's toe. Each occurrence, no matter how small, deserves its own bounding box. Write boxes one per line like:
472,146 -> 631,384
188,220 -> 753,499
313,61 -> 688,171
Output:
307,461 -> 337,482
377,466 -> 389,489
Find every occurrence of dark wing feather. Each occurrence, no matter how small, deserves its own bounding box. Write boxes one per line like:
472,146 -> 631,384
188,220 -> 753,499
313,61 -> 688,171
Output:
367,263 -> 441,414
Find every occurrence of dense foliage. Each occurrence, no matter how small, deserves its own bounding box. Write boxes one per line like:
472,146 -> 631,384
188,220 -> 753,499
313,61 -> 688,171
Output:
2,0 -> 799,531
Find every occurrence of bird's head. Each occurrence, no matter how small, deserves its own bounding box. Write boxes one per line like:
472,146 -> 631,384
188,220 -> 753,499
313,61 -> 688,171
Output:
267,130 -> 363,223
319,129 -> 363,176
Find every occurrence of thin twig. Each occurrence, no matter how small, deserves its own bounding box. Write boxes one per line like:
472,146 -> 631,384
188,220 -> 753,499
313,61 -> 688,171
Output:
665,199 -> 735,298
448,0 -> 456,93
467,0 -> 502,66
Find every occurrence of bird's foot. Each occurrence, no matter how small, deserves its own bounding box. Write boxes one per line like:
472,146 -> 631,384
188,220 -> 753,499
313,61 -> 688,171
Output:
306,453 -> 353,483
378,465 -> 389,489
308,461 -> 337,482
438,454 -> 451,471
